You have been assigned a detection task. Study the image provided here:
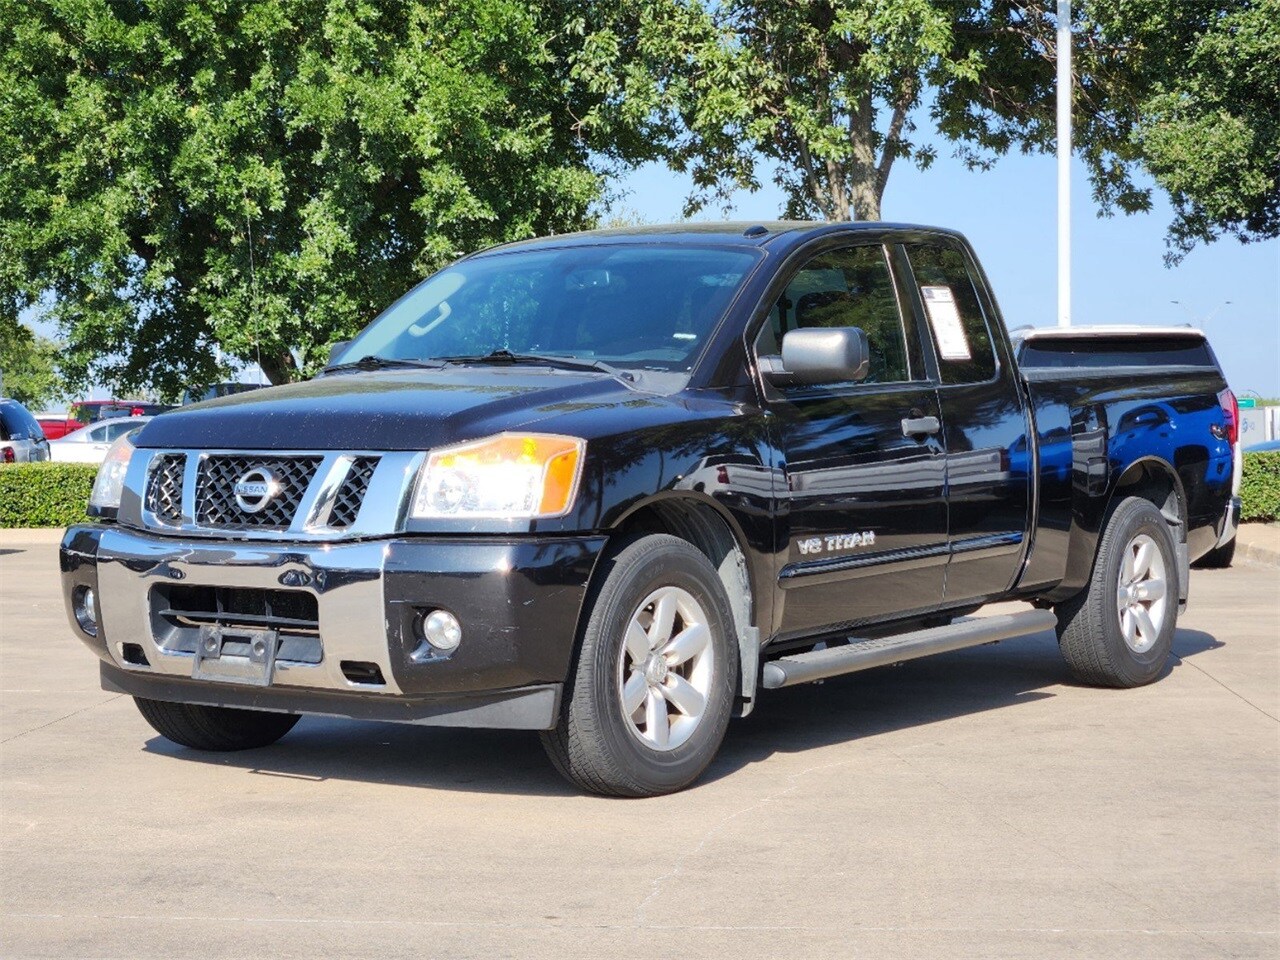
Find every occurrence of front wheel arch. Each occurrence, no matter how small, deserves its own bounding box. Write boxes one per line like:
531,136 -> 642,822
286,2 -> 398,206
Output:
602,495 -> 760,712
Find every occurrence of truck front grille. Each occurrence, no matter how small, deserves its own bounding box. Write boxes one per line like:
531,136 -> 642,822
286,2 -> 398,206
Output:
145,454 -> 186,525
194,454 -> 322,529
330,457 -> 378,528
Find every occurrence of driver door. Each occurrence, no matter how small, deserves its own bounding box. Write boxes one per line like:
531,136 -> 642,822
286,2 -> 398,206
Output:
760,242 -> 948,640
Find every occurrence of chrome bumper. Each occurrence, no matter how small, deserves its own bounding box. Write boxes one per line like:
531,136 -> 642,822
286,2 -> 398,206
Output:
61,524 -> 606,726
86,526 -> 401,693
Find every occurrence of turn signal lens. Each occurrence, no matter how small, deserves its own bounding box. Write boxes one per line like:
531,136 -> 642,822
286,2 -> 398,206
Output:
411,434 -> 585,520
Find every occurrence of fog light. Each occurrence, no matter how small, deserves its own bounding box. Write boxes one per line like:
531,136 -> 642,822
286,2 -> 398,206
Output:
73,585 -> 98,636
420,609 -> 462,652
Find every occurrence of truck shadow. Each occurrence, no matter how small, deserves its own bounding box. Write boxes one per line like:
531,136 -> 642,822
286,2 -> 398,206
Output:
141,627 -> 1223,797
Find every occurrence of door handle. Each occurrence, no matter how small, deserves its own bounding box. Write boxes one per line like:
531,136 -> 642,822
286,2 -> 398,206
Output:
901,415 -> 941,438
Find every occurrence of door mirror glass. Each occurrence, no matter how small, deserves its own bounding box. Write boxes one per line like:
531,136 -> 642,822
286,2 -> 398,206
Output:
776,327 -> 870,385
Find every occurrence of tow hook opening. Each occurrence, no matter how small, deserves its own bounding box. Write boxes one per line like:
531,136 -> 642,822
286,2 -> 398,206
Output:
340,661 -> 386,685
121,643 -> 150,667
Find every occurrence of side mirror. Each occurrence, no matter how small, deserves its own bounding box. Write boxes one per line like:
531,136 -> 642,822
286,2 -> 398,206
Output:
774,327 -> 870,385
327,340 -> 352,366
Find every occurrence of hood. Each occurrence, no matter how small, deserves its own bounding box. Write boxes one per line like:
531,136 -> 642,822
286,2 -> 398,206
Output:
137,368 -> 651,450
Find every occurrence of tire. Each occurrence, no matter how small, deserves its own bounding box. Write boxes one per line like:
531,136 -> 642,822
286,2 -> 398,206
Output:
134,697 -> 300,751
1193,536 -> 1235,569
541,534 -> 739,797
1055,496 -> 1179,688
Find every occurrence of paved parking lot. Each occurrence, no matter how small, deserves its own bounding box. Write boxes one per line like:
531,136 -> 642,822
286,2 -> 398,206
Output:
2,534 -> 1277,959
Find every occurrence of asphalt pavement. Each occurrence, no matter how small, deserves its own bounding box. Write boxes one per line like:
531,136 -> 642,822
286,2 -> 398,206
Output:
2,535 -> 1277,959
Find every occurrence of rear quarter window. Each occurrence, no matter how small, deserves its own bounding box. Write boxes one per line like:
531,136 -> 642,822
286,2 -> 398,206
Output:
1019,336 -> 1216,369
905,242 -> 998,384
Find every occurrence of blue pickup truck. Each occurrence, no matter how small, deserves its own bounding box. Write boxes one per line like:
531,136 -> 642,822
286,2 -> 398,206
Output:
61,222 -> 1240,796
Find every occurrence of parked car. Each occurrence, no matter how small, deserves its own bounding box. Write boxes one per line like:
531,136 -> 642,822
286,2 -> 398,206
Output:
51,417 -> 151,463
0,399 -> 51,462
61,221 -> 1239,796
36,415 -> 82,441
70,400 -> 172,424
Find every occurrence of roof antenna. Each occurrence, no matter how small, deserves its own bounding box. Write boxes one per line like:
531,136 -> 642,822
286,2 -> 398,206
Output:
743,225 -> 769,238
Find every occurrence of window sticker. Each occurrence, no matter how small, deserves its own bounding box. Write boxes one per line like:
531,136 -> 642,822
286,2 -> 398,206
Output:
920,285 -> 972,360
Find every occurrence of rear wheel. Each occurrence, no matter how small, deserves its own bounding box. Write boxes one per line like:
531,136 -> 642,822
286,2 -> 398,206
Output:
541,534 -> 738,797
1055,496 -> 1179,688
134,697 -> 299,751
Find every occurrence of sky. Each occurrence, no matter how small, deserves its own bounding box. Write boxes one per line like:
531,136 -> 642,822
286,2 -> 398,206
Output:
615,150 -> 1280,398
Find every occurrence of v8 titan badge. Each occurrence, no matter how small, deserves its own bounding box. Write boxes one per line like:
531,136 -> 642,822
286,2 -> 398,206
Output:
797,531 -> 877,556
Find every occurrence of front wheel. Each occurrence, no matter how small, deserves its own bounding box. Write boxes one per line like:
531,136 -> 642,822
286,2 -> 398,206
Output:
135,697 -> 300,751
541,534 -> 738,797
1055,496 -> 1179,688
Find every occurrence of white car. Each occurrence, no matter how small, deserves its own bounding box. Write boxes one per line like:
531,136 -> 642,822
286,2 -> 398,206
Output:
50,417 -> 150,464
0,399 -> 51,462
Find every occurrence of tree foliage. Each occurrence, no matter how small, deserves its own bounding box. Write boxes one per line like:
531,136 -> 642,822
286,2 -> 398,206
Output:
575,0 -> 997,221
1105,0 -> 1279,258
1,0 -> 608,395
0,318 -> 64,409
575,0 -> 1278,256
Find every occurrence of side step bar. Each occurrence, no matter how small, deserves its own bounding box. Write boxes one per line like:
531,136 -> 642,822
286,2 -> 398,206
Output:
760,609 -> 1059,690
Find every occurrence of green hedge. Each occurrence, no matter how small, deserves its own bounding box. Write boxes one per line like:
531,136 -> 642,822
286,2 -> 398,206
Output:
0,462 -> 98,528
1241,451 -> 1280,523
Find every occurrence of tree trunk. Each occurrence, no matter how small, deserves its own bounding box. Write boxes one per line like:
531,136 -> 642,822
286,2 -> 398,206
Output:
256,349 -> 298,386
846,92 -> 882,221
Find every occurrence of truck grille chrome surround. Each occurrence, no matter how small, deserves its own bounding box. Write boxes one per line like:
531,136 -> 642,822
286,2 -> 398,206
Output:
144,454 -> 186,526
195,455 -> 322,529
131,449 -> 421,541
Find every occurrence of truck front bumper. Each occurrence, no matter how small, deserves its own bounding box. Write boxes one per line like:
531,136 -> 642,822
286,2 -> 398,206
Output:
60,525 -> 607,730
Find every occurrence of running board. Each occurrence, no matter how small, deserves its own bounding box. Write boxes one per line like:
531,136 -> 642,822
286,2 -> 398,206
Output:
760,609 -> 1059,690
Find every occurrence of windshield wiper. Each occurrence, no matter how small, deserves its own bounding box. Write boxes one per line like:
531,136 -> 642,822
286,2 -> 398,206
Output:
322,355 -> 445,374
439,350 -> 634,381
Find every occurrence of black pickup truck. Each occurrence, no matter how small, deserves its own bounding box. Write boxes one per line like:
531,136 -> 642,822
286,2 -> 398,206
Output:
60,222 -> 1241,796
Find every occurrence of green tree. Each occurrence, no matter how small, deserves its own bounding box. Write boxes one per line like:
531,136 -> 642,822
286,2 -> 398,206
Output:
1103,0 -> 1278,258
942,0 -> 1279,260
576,0 -> 1278,257
575,0 -> 993,221
1,0 -> 608,396
0,318 -> 64,409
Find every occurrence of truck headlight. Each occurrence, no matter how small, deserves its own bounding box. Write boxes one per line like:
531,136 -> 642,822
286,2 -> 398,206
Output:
89,433 -> 137,511
411,434 -> 585,520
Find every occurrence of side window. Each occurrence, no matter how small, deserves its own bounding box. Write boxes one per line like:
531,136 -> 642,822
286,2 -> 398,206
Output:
20,408 -> 44,441
105,422 -> 135,442
87,425 -> 109,443
906,242 -> 997,384
759,244 -> 914,385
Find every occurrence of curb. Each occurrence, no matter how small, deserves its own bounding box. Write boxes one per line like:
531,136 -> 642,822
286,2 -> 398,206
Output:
1238,541 -> 1280,569
1235,523 -> 1280,569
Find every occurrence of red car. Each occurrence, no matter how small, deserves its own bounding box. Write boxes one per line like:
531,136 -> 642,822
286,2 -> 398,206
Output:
36,416 -> 81,440
69,399 -> 172,424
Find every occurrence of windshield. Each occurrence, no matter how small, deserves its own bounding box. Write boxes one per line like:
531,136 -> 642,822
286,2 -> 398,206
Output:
339,244 -> 760,372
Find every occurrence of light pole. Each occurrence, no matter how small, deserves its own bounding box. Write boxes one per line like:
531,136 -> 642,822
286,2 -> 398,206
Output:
1057,0 -> 1072,328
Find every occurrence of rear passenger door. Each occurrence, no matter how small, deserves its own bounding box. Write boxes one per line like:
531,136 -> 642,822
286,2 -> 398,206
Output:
902,240 -> 1033,603
759,241 -> 948,640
